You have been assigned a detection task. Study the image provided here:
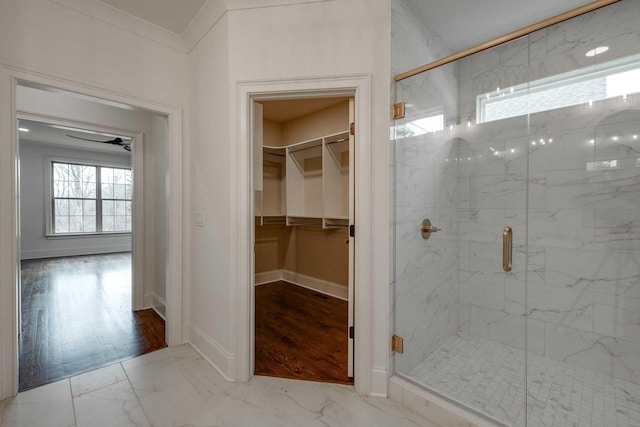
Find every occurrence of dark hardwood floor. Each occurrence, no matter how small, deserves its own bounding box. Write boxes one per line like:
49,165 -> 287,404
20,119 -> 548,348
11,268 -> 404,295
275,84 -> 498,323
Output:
255,281 -> 353,385
19,253 -> 167,391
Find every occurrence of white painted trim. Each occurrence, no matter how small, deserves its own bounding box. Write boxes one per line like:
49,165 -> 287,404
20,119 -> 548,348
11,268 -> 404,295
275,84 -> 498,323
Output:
21,246 -> 131,260
389,376 -> 499,427
254,270 -> 283,286
255,270 -> 348,301
370,368 -> 389,398
50,0 -> 184,52
183,0 -> 337,53
0,66 -> 183,400
145,292 -> 167,320
233,74 -> 373,395
188,324 -> 236,382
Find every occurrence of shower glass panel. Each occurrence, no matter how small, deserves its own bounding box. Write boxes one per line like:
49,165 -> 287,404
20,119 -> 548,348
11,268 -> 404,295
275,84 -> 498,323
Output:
392,34 -> 530,426
525,3 -> 640,426
392,1 -> 640,426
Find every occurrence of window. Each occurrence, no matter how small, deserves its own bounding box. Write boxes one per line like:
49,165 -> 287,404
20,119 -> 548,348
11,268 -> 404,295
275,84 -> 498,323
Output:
477,54 -> 640,123
51,161 -> 132,235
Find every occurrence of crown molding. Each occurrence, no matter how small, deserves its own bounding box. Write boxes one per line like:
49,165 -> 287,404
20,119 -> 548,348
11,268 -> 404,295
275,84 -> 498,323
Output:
182,0 -> 336,53
51,0 -> 185,53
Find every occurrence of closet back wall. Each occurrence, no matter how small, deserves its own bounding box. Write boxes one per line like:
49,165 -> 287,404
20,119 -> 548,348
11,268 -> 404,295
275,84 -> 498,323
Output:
255,101 -> 350,289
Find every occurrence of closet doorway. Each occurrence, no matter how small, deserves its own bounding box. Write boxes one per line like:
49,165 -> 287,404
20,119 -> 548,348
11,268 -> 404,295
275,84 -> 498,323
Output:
253,96 -> 355,384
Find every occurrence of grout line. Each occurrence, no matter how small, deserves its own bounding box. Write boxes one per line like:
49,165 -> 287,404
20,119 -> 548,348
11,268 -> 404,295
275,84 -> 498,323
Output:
68,378 -> 78,427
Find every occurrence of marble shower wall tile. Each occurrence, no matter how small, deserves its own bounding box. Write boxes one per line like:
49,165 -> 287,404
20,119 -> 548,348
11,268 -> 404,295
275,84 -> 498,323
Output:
594,293 -> 640,344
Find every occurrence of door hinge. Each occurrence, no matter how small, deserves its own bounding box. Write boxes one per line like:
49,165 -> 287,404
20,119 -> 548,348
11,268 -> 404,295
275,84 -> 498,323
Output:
349,224 -> 355,238
392,335 -> 404,354
350,122 -> 355,136
392,102 -> 405,119
349,326 -> 354,339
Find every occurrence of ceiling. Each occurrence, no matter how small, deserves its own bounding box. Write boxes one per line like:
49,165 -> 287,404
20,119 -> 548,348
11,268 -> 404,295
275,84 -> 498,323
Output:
260,97 -> 350,123
407,0 -> 594,53
97,0 -> 207,34
19,120 -> 131,155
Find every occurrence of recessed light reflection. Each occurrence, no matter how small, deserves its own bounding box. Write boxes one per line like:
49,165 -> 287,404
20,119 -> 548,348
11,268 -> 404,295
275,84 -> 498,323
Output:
510,149 -> 515,153
612,136 -> 619,141
18,128 -> 29,132
590,139 -> 595,145
634,135 -> 638,140
585,46 -> 609,57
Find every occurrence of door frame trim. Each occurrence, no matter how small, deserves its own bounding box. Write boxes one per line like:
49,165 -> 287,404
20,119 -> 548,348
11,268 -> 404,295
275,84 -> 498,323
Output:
0,66 -> 184,399
233,74 -> 373,394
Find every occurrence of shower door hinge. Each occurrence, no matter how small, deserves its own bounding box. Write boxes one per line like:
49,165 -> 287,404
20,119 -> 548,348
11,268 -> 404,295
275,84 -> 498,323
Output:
392,102 -> 405,119
392,335 -> 404,354
350,122 -> 355,136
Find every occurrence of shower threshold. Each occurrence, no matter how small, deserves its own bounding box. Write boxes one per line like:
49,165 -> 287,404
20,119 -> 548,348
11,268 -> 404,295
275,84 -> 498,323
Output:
402,334 -> 640,427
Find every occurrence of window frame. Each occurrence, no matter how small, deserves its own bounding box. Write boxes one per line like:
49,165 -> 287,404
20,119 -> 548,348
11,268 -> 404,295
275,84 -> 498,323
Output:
46,156 -> 133,238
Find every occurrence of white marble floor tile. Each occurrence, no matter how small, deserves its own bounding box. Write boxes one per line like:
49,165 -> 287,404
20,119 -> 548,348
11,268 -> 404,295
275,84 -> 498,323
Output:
73,379 -> 149,427
1,379 -> 75,427
70,363 -> 128,397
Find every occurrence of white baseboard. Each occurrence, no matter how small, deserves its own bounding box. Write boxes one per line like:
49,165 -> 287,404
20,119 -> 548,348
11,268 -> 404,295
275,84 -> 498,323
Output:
188,324 -> 236,382
389,376 -> 497,427
255,270 -> 283,285
21,245 -> 132,260
369,368 -> 388,397
255,269 -> 348,300
144,292 -> 166,320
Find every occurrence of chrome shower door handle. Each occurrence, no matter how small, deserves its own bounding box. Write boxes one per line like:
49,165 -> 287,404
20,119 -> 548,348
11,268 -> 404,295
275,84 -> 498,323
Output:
503,226 -> 512,272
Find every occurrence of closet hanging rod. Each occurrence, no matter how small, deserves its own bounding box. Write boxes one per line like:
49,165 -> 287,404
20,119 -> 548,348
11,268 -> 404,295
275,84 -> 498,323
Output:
326,138 -> 349,144
394,0 -> 621,82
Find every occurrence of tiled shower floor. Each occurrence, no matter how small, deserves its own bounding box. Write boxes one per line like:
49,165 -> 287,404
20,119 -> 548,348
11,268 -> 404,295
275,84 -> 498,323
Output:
406,335 -> 640,427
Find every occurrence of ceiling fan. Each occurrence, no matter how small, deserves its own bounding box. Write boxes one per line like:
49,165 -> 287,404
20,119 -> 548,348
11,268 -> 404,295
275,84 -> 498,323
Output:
66,134 -> 132,151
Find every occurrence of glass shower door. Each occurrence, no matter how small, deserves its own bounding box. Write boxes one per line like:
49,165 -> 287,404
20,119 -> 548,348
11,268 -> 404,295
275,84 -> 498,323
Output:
392,34 -> 531,426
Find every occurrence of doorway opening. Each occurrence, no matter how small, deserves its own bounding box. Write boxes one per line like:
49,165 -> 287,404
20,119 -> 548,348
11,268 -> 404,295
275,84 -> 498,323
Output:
15,82 -> 170,391
252,96 -> 356,384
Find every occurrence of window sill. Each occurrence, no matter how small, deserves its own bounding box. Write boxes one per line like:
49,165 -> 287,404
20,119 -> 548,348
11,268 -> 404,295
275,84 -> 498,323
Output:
46,232 -> 132,240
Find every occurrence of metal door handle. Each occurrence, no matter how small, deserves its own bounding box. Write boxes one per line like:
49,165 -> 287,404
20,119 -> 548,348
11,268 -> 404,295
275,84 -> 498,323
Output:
421,218 -> 441,239
503,226 -> 512,272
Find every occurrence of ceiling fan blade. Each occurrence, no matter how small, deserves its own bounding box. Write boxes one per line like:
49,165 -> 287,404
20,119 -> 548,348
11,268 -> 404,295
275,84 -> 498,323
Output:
67,134 -> 109,143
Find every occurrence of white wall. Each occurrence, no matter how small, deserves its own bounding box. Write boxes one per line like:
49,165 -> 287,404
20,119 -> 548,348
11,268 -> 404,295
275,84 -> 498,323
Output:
19,141 -> 132,259
0,0 -> 187,399
187,0 -> 391,393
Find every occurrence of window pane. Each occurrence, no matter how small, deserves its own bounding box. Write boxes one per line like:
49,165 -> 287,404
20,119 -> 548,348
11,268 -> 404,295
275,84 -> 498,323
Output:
103,200 -> 114,216
113,168 -> 125,184
83,216 -> 96,232
68,181 -> 82,198
102,183 -> 113,198
114,216 -> 126,231
125,201 -> 132,216
125,170 -> 132,186
114,184 -> 126,199
125,215 -> 132,231
53,163 -> 68,197
55,216 -> 69,233
101,167 -> 114,184
68,164 -> 83,182
83,200 -> 96,216
114,201 -> 125,216
69,216 -> 83,233
69,199 -> 83,216
103,215 -> 114,232
82,165 -> 96,183
55,199 -> 69,216
82,182 -> 96,199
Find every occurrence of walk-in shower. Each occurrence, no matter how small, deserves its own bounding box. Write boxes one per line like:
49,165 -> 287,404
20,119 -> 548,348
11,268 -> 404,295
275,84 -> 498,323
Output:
391,1 -> 640,425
